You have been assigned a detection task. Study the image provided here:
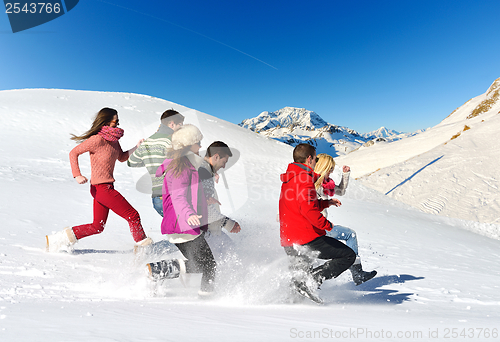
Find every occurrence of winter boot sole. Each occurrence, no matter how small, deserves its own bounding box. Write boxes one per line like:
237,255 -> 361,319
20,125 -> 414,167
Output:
292,280 -> 323,305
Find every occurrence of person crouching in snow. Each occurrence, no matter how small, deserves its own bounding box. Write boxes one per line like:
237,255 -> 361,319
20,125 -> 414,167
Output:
279,143 -> 356,303
314,153 -> 376,286
146,124 -> 217,297
46,107 -> 153,252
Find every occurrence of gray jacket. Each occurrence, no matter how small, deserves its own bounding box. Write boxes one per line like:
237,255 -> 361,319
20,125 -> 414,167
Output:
198,159 -> 236,234
317,171 -> 350,218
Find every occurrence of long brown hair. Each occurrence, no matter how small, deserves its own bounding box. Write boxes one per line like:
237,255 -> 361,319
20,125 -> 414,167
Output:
166,146 -> 193,178
71,107 -> 117,142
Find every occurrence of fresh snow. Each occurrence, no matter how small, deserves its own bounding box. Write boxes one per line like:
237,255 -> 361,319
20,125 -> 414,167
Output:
1,89 -> 500,341
337,78 -> 500,227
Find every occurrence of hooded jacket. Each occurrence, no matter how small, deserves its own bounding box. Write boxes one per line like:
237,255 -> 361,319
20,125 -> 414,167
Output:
156,156 -> 208,242
279,163 -> 332,247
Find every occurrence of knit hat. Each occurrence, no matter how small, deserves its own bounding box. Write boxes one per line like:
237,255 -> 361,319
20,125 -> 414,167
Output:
171,124 -> 203,150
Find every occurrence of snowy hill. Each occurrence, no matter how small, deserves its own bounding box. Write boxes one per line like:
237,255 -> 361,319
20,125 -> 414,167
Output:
1,89 -> 500,341
239,107 -> 367,156
337,78 -> 500,226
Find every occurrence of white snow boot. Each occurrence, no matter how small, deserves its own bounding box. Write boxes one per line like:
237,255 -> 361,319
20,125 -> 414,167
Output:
134,237 -> 153,254
133,237 -> 154,264
46,227 -> 77,252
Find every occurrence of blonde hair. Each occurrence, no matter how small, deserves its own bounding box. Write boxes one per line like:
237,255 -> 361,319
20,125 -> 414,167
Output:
165,146 -> 193,178
314,153 -> 335,190
165,124 -> 203,178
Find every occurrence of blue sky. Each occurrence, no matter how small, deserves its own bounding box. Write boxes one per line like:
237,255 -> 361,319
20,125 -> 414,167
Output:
1,0 -> 499,133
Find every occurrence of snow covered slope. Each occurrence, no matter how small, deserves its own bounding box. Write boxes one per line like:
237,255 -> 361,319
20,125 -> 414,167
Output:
337,78 -> 500,225
239,107 -> 367,156
1,89 -> 499,341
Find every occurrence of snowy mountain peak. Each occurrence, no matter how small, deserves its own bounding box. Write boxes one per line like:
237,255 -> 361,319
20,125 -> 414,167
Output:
240,107 -> 328,132
361,126 -> 424,142
466,77 -> 500,120
442,77 -> 500,124
486,77 -> 500,97
239,107 -> 365,156
238,107 -> 422,157
362,127 -> 401,139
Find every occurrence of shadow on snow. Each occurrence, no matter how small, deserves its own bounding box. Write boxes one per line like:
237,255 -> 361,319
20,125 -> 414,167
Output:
385,156 -> 444,196
71,240 -> 178,256
323,274 -> 424,305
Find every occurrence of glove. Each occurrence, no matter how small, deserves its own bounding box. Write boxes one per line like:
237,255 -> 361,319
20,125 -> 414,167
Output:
322,178 -> 336,196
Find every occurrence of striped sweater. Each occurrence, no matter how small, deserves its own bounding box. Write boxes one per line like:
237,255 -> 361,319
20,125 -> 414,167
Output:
127,124 -> 173,197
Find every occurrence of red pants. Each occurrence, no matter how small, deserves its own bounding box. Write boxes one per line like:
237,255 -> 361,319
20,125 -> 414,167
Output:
72,183 -> 147,243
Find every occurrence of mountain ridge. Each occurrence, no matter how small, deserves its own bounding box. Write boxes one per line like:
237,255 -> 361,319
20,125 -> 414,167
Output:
239,107 -> 420,156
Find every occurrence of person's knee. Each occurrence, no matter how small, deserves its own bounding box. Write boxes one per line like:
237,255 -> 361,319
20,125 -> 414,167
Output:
126,210 -> 141,223
92,223 -> 105,234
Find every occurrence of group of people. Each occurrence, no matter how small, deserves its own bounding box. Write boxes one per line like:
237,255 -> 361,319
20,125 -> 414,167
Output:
45,107 -> 376,301
279,144 -> 376,303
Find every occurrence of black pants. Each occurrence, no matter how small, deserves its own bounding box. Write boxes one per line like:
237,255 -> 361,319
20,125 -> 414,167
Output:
175,233 -> 217,292
284,235 -> 356,283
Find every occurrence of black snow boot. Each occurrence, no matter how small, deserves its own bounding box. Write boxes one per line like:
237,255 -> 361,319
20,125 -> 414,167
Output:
147,259 -> 183,281
349,263 -> 377,286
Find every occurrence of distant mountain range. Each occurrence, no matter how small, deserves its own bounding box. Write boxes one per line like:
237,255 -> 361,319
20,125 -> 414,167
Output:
239,106 -> 422,156
361,126 -> 425,141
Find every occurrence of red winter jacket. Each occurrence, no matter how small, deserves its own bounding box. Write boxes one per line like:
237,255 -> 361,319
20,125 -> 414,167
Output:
279,163 -> 332,247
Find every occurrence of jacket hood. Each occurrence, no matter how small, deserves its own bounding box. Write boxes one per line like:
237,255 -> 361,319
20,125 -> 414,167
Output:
280,163 -> 320,183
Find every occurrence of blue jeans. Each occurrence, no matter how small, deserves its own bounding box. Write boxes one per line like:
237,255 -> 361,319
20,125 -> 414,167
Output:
326,225 -> 359,255
152,196 -> 163,217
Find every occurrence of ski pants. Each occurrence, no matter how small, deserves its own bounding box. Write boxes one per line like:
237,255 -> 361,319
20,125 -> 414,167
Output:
284,235 -> 356,283
175,232 -> 217,292
72,183 -> 147,242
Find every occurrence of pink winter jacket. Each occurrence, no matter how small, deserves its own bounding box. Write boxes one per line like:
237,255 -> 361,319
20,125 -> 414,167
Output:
156,158 -> 208,236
